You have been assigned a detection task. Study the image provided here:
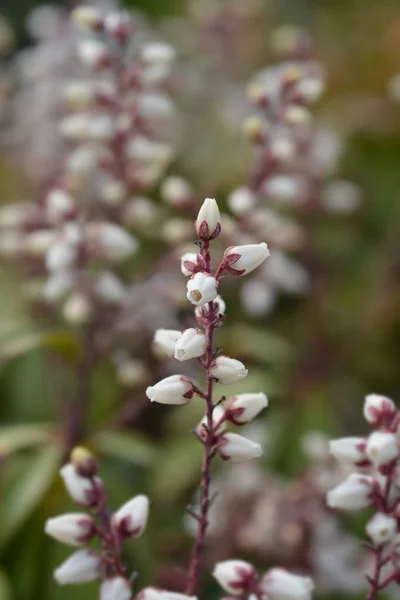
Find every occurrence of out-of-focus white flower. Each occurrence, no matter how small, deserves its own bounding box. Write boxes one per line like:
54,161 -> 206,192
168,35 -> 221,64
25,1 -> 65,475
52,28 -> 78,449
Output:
43,272 -> 74,302
54,549 -> 101,585
366,432 -> 398,467
181,253 -> 200,277
261,568 -> 315,600
327,474 -> 374,511
77,40 -> 110,68
94,271 -> 126,304
329,437 -> 367,466
226,393 -> 268,424
240,279 -> 276,317
269,137 -> 295,162
63,292 -> 92,325
72,6 -> 103,30
146,375 -> 193,405
104,11 -> 131,38
111,494 -> 149,538
224,243 -> 270,276
219,433 -> 262,462
264,175 -> 305,205
366,513 -> 398,546
116,359 -> 148,388
125,135 -> 173,165
138,93 -> 174,120
174,328 -> 207,361
227,187 -> 256,216
210,356 -> 248,385
186,272 -> 218,306
88,115 -> 115,142
213,560 -> 256,595
363,394 -> 396,426
322,181 -> 362,214
59,464 -> 95,506
162,219 -> 193,244
24,230 -> 56,257
388,73 -> 400,103
140,42 -> 176,66
100,577 -> 132,600
59,114 -> 91,140
0,203 -> 32,228
138,589 -> 196,600
100,180 -> 127,206
45,513 -> 94,546
46,189 -> 76,225
161,176 -> 193,207
153,329 -> 181,358
86,222 -> 138,262
123,197 -> 158,227
284,105 -> 311,126
195,198 -> 221,239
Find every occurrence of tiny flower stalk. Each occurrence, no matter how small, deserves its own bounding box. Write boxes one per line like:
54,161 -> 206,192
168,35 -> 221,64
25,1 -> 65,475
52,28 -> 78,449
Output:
150,197 -> 271,596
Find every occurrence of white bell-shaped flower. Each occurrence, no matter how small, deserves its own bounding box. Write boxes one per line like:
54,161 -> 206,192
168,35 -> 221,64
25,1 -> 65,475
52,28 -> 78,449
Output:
174,328 -> 207,361
186,272 -> 218,306
210,356 -> 248,385
226,393 -> 268,424
219,433 -> 262,462
45,513 -> 95,546
224,243 -> 270,275
153,329 -> 181,358
366,512 -> 398,546
100,577 -> 132,600
112,494 -> 149,538
366,432 -> 399,467
146,375 -> 193,405
327,473 -> 374,511
261,568 -> 314,600
54,550 -> 101,585
213,559 -> 256,595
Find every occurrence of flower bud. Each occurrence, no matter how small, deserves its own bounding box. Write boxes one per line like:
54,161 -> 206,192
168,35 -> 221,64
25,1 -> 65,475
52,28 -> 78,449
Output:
94,271 -> 126,304
112,494 -> 149,538
226,393 -> 268,424
123,197 -> 158,228
146,375 -> 193,405
101,577 -> 132,600
196,405 -> 226,441
261,568 -> 314,600
186,272 -> 218,306
223,243 -> 270,276
24,230 -> 56,257
45,513 -> 95,546
363,394 -> 397,427
326,473 -> 374,511
174,328 -> 207,361
218,433 -> 262,462
46,189 -> 76,225
195,295 -> 226,321
366,512 -> 398,546
213,560 -> 256,595
210,356 -> 248,385
77,40 -> 110,69
85,222 -> 138,262
43,272 -> 74,302
54,549 -> 101,585
104,12 -> 131,40
366,432 -> 398,467
161,176 -> 193,207
59,114 -> 91,140
227,187 -> 256,216
195,197 -> 221,239
59,463 -> 95,506
153,329 -> 181,358
180,253 -> 201,277
70,446 -> 98,478
329,437 -> 367,466
63,292 -> 92,325
72,6 -> 103,30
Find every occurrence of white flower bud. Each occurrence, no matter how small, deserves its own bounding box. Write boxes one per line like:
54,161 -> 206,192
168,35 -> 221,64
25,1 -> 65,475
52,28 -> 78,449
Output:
174,328 -> 207,361
88,115 -> 115,142
261,568 -> 315,600
240,279 -> 276,317
213,560 -> 256,595
326,473 -> 374,511
77,40 -> 110,68
0,203 -> 32,228
138,93 -> 174,120
329,437 -> 367,466
54,549 -> 101,585
186,272 -> 218,306
104,12 -> 131,38
161,176 -> 193,207
43,272 -> 74,301
366,432 -> 398,467
59,464 -> 95,506
322,181 -> 362,214
46,189 -> 75,225
146,375 -> 193,405
59,114 -> 91,140
86,222 -> 138,262
366,512 -> 398,546
140,42 -> 176,66
24,230 -> 56,257
126,135 -> 173,165
117,359 -> 148,388
210,356 -> 248,385
162,219 -> 193,244
66,144 -> 100,177
123,197 -> 158,227
101,577 -> 132,600
45,513 -> 95,546
226,393 -> 268,424
363,394 -> 397,426
181,253 -> 199,277
64,81 -> 95,108
100,180 -> 127,206
111,494 -> 149,538
94,271 -> 126,304
224,243 -> 270,275
72,6 -> 103,30
196,405 -> 227,441
195,198 -> 221,239
264,175 -> 304,204
195,295 -> 226,320
219,433 -> 262,462
269,137 -> 295,162
63,292 -> 92,325
46,240 -> 78,273
227,187 -> 256,216
153,329 -> 181,358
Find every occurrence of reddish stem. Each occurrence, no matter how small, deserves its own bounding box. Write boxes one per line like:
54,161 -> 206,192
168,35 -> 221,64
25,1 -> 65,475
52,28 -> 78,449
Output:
185,239 -> 217,595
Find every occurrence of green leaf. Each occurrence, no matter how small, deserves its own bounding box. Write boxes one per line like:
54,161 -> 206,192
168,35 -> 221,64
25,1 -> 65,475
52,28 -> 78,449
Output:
0,423 -> 53,455
93,430 -> 157,467
0,445 -> 61,549
0,570 -> 11,600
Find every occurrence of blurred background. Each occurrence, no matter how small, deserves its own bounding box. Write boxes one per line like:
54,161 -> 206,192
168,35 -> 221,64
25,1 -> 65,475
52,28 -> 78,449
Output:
1,0 -> 400,599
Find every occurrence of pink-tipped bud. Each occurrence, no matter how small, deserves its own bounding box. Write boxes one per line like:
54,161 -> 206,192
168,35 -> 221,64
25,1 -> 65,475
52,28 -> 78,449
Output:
223,243 -> 270,276
146,375 -> 194,405
226,393 -> 268,424
260,568 -> 314,600
329,437 -> 368,467
195,198 -> 221,239
363,394 -> 397,427
100,577 -> 132,600
59,464 -> 97,506
213,560 -> 257,596
54,550 -> 101,584
180,253 -> 204,277
326,473 -> 375,511
45,513 -> 95,546
366,432 -> 399,467
210,356 -> 248,385
174,328 -> 207,361
218,433 -> 262,462
111,494 -> 149,538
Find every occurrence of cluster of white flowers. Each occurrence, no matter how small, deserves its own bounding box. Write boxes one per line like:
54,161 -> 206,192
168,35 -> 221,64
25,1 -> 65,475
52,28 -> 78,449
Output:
327,394 -> 400,596
45,447 -> 149,599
